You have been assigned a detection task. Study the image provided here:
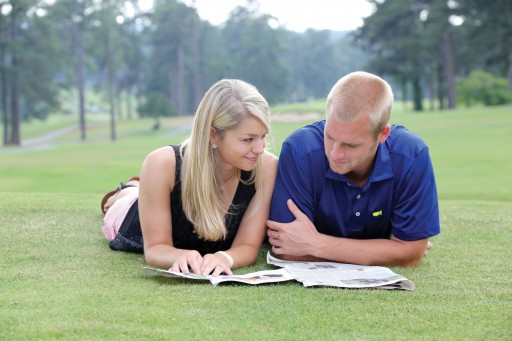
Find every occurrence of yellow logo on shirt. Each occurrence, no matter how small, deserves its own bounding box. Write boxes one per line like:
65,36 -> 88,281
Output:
372,210 -> 383,217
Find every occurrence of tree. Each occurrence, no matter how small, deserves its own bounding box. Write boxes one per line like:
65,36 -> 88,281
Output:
457,71 -> 512,106
285,30 -> 366,102
1,0 -> 62,146
49,0 -> 97,141
116,1 -> 146,120
143,0 -> 202,115
223,3 -> 290,104
137,92 -> 175,129
90,0 -> 125,141
459,0 -> 512,90
355,0 -> 429,111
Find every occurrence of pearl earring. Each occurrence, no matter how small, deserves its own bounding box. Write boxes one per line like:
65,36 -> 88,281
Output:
211,143 -> 218,149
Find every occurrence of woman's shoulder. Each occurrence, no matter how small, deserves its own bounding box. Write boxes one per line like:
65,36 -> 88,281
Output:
262,150 -> 278,164
145,145 -> 176,163
141,146 -> 177,180
262,150 -> 278,175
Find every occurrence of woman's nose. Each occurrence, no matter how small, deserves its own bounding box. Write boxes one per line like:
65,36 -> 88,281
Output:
253,139 -> 265,154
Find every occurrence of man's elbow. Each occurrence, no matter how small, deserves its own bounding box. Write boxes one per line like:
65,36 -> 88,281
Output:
396,253 -> 424,267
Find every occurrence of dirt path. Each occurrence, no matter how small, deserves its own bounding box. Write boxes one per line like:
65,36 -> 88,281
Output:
1,113 -> 321,154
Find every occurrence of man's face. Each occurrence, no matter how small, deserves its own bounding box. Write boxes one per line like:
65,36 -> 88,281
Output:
324,111 -> 387,182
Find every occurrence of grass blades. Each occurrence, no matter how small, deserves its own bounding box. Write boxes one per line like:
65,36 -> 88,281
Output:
1,193 -> 510,339
1,103 -> 511,339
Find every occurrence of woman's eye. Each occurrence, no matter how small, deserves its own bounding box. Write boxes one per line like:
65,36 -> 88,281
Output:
243,138 -> 253,142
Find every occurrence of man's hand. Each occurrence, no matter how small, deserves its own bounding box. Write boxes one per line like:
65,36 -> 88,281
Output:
424,240 -> 433,256
266,199 -> 319,257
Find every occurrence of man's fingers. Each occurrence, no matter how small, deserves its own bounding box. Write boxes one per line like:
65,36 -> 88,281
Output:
266,219 -> 281,231
424,241 -> 433,257
267,224 -> 280,238
271,245 -> 283,254
286,199 -> 307,220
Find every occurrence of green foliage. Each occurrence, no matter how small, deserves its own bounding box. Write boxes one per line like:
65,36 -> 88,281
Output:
223,5 -> 290,104
137,92 -> 176,128
457,71 -> 512,106
284,30 -> 367,102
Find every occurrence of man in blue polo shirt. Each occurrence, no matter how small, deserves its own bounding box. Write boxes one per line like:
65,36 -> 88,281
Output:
267,71 -> 440,267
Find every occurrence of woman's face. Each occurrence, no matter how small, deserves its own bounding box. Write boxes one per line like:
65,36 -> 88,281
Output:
212,116 -> 268,173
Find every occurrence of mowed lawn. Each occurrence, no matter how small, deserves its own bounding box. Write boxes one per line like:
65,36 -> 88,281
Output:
1,104 -> 511,340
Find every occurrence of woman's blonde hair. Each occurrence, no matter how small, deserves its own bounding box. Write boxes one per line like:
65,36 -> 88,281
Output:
180,79 -> 270,241
327,71 -> 394,139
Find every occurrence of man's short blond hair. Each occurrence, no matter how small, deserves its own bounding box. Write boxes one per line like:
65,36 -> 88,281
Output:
327,71 -> 393,139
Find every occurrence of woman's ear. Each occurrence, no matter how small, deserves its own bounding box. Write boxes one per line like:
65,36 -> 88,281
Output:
209,126 -> 218,144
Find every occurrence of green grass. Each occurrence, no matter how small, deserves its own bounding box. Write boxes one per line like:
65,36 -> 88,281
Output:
1,194 -> 510,340
1,103 -> 511,339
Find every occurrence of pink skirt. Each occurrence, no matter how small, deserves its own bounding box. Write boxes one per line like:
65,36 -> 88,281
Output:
102,191 -> 139,240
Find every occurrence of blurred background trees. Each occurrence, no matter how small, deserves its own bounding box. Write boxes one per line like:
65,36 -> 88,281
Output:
0,0 -> 510,145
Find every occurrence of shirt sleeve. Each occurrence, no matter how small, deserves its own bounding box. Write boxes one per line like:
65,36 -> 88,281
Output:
270,140 -> 316,223
391,147 -> 441,241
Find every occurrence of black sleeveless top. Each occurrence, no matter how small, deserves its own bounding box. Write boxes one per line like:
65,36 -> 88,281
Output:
109,145 -> 256,255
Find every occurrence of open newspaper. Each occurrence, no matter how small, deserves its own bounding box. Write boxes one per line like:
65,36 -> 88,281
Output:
143,251 -> 415,290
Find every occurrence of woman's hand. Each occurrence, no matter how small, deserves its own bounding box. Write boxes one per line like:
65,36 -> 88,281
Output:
170,250 -> 203,274
199,253 -> 233,276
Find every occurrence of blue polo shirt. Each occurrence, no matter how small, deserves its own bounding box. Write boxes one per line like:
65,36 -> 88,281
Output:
270,120 -> 440,241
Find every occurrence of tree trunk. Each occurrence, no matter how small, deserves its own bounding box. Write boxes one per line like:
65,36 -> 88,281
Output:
10,54 -> 20,146
508,50 -> 512,91
400,79 -> 408,111
436,64 -> 445,110
126,85 -> 132,120
10,16 -> 20,146
1,44 -> 9,146
443,29 -> 456,109
116,84 -> 122,121
192,22 -> 202,110
75,34 -> 86,141
107,60 -> 117,141
107,42 -> 116,141
428,67 -> 435,110
412,77 -> 423,112
176,45 -> 185,115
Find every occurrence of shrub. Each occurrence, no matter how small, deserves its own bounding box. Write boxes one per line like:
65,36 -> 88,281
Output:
137,92 -> 176,129
457,71 -> 512,106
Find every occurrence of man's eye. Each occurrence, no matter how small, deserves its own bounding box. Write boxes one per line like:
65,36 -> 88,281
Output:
244,138 -> 253,142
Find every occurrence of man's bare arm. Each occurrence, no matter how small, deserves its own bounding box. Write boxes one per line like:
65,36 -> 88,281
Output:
267,199 -> 430,267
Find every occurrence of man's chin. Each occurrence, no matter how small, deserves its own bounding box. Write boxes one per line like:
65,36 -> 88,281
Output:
329,163 -> 350,175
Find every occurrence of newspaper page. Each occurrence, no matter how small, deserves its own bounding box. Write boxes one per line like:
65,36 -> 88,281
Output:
143,267 -> 294,286
267,252 -> 415,290
143,253 -> 415,290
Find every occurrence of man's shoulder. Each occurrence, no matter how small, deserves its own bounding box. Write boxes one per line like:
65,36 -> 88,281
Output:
387,125 -> 429,159
283,120 -> 326,158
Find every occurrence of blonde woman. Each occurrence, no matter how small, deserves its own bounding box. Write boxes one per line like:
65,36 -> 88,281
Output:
102,79 -> 277,276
